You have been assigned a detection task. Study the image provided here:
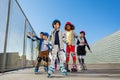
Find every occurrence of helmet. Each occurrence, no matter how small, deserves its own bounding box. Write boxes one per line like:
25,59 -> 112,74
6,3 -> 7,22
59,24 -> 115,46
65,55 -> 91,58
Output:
52,19 -> 61,28
43,32 -> 49,37
66,22 -> 71,25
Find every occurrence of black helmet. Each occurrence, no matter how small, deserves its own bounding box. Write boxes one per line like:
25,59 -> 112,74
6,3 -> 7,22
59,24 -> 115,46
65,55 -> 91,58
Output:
52,19 -> 61,28
80,31 -> 85,35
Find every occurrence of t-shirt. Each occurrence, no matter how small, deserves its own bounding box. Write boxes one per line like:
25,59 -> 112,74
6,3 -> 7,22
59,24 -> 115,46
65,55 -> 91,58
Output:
78,37 -> 85,46
54,30 -> 60,45
41,40 -> 48,51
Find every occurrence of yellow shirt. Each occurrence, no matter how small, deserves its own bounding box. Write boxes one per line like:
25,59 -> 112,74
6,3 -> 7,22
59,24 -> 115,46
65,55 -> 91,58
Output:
66,31 -> 73,45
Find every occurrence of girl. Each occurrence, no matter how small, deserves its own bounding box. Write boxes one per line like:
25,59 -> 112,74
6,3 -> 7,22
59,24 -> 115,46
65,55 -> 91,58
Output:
77,31 -> 92,70
64,22 -> 78,72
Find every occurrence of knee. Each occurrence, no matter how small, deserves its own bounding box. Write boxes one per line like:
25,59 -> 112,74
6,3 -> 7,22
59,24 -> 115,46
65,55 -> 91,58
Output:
37,57 -> 42,62
66,54 -> 70,57
46,57 -> 48,62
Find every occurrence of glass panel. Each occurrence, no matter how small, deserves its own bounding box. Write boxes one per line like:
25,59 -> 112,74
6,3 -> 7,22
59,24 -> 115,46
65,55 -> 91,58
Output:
25,20 -> 33,67
0,0 -> 8,71
6,0 -> 25,69
0,0 -> 8,53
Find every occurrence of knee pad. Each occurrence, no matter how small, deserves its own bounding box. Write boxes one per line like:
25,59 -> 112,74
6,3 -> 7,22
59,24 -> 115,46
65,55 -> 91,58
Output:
46,57 -> 48,62
37,57 -> 42,62
43,56 -> 46,61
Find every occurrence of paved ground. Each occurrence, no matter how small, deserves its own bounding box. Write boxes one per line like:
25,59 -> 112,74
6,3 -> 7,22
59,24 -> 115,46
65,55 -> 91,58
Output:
0,67 -> 120,80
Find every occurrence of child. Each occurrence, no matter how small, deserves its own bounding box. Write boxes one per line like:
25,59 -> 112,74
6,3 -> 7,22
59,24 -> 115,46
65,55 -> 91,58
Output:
28,32 -> 50,73
64,22 -> 78,72
47,19 -> 67,77
41,32 -> 50,72
77,31 -> 92,70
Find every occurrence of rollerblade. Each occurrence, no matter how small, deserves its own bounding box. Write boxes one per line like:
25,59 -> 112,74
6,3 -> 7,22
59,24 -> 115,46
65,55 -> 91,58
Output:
60,65 -> 67,76
47,66 -> 54,78
54,63 -> 57,71
71,64 -> 77,72
65,64 -> 70,72
82,64 -> 87,71
34,66 -> 39,74
44,66 -> 48,72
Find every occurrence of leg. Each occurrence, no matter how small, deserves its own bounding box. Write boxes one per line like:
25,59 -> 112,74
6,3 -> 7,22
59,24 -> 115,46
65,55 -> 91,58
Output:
43,51 -> 49,72
78,55 -> 83,70
48,45 -> 58,77
71,46 -> 76,65
66,45 -> 70,72
71,46 -> 77,72
54,58 -> 57,71
79,55 -> 87,70
81,56 -> 87,70
58,50 -> 67,75
34,56 -> 42,73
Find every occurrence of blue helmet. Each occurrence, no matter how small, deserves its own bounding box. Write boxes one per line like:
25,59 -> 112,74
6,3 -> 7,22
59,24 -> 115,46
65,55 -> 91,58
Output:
43,32 -> 49,37
52,19 -> 61,28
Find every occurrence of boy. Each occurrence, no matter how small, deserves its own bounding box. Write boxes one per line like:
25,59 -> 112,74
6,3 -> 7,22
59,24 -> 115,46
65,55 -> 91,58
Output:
47,19 -> 67,77
28,32 -> 50,73
77,31 -> 92,70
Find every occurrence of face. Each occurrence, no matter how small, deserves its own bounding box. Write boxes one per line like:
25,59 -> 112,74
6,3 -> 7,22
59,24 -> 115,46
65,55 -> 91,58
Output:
80,33 -> 85,37
43,35 -> 47,40
54,22 -> 60,30
40,33 -> 44,38
66,25 -> 71,31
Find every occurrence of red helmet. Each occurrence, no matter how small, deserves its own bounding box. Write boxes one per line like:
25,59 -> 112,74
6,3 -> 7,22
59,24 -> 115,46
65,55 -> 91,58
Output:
66,22 -> 71,25
80,31 -> 85,35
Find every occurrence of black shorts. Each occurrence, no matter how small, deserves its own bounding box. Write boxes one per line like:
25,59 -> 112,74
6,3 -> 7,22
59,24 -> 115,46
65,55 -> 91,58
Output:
77,46 -> 86,56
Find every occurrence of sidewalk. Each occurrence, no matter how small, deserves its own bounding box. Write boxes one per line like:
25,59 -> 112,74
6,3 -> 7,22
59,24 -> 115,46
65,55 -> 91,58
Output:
0,68 -> 120,80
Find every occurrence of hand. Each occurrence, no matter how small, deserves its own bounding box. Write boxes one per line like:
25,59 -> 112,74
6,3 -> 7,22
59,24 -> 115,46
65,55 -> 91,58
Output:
28,32 -> 34,37
66,42 -> 68,45
89,50 -> 92,53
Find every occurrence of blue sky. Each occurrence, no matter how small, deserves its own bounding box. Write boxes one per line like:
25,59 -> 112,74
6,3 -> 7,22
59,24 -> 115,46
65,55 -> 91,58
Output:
18,0 -> 120,44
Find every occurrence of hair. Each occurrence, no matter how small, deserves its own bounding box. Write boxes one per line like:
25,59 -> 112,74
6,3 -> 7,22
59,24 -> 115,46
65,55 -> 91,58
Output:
80,31 -> 85,35
40,32 -> 44,34
64,24 -> 75,31
52,19 -> 61,28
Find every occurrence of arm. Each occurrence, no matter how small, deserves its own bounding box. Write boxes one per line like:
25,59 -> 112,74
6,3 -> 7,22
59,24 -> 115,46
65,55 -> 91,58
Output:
62,32 -> 68,44
48,31 -> 53,42
73,31 -> 78,38
84,37 -> 92,53
76,39 -> 80,45
27,32 -> 36,41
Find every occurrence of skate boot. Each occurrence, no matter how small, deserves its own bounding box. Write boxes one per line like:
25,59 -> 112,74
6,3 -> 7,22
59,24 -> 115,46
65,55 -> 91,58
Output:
44,66 -> 48,72
71,64 -> 77,72
65,64 -> 70,72
60,65 -> 67,76
48,66 -> 54,78
82,64 -> 87,71
54,62 -> 57,71
34,66 -> 39,74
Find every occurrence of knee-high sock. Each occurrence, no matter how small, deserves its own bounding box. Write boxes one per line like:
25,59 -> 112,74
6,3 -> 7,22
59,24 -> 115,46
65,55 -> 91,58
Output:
66,53 -> 70,64
72,53 -> 76,64
81,58 -> 84,64
78,57 -> 82,64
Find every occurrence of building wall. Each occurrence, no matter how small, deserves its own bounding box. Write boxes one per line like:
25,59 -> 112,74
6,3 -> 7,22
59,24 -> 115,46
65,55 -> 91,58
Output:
86,30 -> 120,64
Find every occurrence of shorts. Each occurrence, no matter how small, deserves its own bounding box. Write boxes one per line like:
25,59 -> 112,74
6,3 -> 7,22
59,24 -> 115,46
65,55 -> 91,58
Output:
66,45 -> 75,53
77,46 -> 86,56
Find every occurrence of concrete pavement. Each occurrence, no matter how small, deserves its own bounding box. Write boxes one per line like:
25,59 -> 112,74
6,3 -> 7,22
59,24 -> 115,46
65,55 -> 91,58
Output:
0,67 -> 120,80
